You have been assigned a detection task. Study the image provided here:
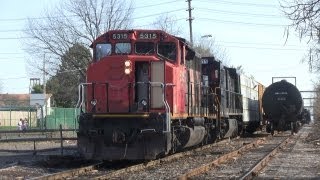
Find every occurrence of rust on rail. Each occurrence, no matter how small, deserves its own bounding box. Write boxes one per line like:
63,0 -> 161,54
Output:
30,162 -> 103,180
177,138 -> 266,180
239,136 -> 292,180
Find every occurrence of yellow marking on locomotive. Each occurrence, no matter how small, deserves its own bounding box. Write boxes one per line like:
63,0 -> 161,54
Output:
171,113 -> 218,120
93,114 -> 150,118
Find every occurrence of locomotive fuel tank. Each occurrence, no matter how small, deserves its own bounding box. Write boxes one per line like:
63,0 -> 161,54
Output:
262,80 -> 303,123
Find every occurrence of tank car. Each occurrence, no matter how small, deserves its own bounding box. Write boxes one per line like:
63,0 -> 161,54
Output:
76,30 -> 260,161
262,80 -> 303,134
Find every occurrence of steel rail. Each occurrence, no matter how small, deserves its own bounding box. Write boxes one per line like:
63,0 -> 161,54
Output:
90,138 -> 233,180
177,138 -> 266,180
30,162 -> 103,180
238,135 -> 292,180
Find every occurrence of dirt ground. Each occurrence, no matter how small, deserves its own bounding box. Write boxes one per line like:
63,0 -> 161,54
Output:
258,120 -> 320,179
0,120 -> 319,179
0,140 -> 77,169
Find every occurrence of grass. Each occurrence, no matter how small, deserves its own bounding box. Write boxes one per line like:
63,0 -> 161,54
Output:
0,126 -> 17,131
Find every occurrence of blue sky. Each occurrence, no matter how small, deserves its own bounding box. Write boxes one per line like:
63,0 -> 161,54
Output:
0,0 -> 316,104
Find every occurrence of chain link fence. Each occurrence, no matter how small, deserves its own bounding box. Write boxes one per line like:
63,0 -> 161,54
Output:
0,107 -> 79,131
46,108 -> 79,129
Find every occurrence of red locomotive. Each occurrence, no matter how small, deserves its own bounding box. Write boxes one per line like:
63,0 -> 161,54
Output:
77,29 -> 263,160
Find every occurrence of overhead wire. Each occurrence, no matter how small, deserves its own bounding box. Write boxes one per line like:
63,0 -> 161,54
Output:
197,18 -> 287,27
196,0 -> 278,8
0,8 -> 186,34
218,44 -> 306,51
195,7 -> 280,18
0,1 -> 305,57
0,76 -> 29,80
0,0 -> 311,92
0,0 -> 181,22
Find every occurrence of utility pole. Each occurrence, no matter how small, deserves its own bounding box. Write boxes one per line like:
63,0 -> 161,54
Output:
43,53 -> 47,130
187,0 -> 194,45
43,54 -> 46,95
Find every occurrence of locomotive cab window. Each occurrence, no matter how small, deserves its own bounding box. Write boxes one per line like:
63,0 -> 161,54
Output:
158,42 -> 176,61
115,42 -> 131,54
96,43 -> 111,61
135,42 -> 154,55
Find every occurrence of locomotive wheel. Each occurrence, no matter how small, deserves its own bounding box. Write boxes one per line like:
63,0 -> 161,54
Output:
291,122 -> 299,135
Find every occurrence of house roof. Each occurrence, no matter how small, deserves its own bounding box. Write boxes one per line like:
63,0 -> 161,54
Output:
0,94 -> 52,108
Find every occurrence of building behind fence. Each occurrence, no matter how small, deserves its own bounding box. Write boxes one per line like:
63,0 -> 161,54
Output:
0,94 -> 79,130
0,107 -> 79,130
0,107 -> 37,129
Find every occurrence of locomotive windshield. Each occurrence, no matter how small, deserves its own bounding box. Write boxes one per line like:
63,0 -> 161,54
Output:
96,43 -> 111,61
135,42 -> 154,54
115,42 -> 131,54
158,42 -> 176,61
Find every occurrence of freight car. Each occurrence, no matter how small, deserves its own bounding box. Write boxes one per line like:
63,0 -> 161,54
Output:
262,79 -> 303,134
76,29 -> 264,160
240,75 -> 265,134
300,108 -> 311,124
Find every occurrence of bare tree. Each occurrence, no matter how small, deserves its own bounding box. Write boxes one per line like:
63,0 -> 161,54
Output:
151,14 -> 183,36
24,0 -> 134,76
313,83 -> 320,120
150,14 -> 229,63
193,36 -> 230,65
281,0 -> 320,72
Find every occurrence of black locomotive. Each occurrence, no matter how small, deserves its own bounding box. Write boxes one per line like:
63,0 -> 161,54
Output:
300,108 -> 311,124
262,80 -> 303,134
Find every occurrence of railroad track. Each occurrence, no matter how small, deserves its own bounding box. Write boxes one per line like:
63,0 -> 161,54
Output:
91,133 -> 292,180
178,132 -> 296,179
30,162 -> 103,180
0,133 -> 277,179
80,136 -> 269,179
28,136 -> 260,179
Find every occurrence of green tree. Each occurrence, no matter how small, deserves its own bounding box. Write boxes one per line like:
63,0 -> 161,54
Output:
31,84 -> 44,94
46,43 -> 91,107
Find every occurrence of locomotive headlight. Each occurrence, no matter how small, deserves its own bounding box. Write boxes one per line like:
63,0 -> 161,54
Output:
124,60 -> 131,67
90,99 -> 97,106
124,68 -> 131,74
124,60 -> 132,75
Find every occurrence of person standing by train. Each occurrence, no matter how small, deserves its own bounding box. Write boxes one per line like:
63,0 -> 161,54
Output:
22,118 -> 28,131
17,118 -> 23,131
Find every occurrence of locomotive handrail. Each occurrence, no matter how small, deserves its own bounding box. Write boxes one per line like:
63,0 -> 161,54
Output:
213,86 -> 243,115
76,83 -> 93,111
76,81 -> 175,133
133,81 -> 174,132
147,81 -> 175,133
